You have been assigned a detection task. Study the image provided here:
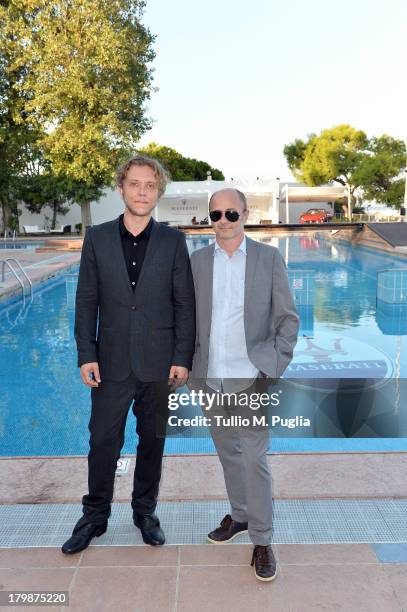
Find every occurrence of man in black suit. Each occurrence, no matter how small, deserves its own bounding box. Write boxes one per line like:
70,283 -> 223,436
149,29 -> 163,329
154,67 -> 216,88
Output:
62,155 -> 195,553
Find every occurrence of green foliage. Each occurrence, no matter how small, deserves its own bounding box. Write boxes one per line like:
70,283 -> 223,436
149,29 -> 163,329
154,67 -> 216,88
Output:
283,125 -> 406,210
354,135 -> 406,208
21,0 -> 154,186
19,170 -> 73,228
283,138 -> 309,177
1,0 -> 156,230
139,142 -> 225,181
0,0 -> 45,229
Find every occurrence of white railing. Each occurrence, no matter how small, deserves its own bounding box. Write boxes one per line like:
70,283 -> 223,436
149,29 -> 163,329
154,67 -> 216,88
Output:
332,213 -> 404,223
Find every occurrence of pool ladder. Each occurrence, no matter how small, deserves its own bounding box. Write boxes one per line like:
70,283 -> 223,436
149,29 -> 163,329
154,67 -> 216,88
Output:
1,258 -> 33,301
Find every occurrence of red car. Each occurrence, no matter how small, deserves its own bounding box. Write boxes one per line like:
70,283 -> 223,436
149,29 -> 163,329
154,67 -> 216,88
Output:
300,208 -> 333,223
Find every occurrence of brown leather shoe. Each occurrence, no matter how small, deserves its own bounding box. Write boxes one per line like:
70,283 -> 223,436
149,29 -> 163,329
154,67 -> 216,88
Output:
207,514 -> 248,544
251,545 -> 277,581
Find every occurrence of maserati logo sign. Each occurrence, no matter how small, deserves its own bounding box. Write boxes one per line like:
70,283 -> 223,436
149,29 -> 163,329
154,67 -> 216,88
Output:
287,333 -> 394,379
282,334 -> 397,432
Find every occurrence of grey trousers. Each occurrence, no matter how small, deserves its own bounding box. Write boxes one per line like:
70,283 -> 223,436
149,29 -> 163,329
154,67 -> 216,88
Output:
207,381 -> 274,546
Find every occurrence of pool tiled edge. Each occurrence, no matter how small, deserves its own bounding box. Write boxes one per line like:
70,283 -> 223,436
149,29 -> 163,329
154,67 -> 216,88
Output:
0,251 -> 80,307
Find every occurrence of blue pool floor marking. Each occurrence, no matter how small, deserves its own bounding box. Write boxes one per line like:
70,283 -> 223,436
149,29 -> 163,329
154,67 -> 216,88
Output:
372,544 -> 407,563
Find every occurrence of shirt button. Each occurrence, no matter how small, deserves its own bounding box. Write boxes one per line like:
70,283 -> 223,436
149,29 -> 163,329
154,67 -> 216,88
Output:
131,306 -> 136,310
133,242 -> 137,246
131,282 -> 135,286
132,261 -> 136,266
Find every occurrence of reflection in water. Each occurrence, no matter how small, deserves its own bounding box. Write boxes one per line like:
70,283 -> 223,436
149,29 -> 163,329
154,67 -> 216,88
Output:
0,295 -> 33,330
297,305 -> 314,338
299,236 -> 321,250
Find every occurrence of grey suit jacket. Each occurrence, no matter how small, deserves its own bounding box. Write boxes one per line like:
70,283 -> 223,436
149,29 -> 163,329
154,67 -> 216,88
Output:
74,216 -> 196,382
190,236 -> 299,379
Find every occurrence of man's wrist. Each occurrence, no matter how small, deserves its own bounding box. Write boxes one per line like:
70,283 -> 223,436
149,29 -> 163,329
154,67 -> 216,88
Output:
171,356 -> 193,370
78,355 -> 98,368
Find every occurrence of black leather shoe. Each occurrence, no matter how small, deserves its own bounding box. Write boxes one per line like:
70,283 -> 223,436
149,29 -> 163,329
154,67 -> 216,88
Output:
133,513 -> 165,546
61,522 -> 107,555
251,545 -> 277,581
207,514 -> 248,544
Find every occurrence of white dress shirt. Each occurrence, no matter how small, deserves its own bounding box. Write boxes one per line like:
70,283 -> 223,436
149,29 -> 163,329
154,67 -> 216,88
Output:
207,236 -> 259,390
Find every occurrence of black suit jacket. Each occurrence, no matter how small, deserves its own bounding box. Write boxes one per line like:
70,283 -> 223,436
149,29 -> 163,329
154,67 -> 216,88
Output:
74,216 -> 196,382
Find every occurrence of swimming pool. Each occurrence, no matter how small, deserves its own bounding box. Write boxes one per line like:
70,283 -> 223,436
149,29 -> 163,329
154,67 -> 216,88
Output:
0,242 -> 44,249
1,234 -> 406,456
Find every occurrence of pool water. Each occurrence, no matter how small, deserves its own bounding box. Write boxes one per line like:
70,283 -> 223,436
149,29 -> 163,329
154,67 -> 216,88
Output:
1,234 -> 406,456
0,242 -> 44,249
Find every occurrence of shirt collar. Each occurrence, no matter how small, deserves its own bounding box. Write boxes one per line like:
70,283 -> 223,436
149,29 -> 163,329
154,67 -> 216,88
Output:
214,235 -> 247,255
119,214 -> 153,240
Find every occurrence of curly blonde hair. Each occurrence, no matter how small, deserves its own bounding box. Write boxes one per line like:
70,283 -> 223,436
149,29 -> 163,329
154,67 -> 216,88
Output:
116,154 -> 170,197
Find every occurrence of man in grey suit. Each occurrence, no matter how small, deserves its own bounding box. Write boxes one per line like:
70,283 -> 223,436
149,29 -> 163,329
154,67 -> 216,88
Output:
62,155 -> 195,554
190,188 -> 299,581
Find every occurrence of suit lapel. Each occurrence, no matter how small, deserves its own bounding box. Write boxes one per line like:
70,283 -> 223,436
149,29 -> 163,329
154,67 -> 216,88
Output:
133,218 -> 161,295
203,242 -> 215,333
244,236 -> 259,311
111,216 -> 133,298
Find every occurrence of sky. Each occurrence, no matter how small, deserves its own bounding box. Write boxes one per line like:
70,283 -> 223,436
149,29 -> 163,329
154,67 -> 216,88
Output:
138,0 -> 407,182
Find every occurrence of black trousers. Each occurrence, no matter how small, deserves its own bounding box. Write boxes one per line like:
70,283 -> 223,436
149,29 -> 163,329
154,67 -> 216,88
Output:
73,373 -> 169,532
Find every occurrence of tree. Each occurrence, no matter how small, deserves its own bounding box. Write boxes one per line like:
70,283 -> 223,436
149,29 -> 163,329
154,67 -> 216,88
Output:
353,135 -> 406,208
19,170 -> 72,230
139,142 -> 225,181
283,125 -> 406,215
0,0 -> 44,232
7,0 -> 156,232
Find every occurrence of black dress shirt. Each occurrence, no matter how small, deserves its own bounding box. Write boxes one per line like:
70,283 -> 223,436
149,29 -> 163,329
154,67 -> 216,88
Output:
119,214 -> 153,291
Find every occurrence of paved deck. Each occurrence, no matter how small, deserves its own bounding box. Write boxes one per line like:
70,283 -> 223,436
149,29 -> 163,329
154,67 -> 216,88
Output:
1,543 -> 406,611
1,453 -> 407,504
1,453 -> 406,610
0,245 -> 80,303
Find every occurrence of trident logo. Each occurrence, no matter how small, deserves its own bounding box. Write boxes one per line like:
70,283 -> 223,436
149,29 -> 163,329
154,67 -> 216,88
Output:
295,338 -> 348,363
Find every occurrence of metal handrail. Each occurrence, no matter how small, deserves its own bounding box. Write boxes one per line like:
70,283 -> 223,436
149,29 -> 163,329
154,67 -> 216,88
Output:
1,258 -> 33,300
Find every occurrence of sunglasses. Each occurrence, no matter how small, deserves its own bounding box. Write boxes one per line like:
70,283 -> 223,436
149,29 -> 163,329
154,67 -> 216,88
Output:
209,210 -> 241,223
